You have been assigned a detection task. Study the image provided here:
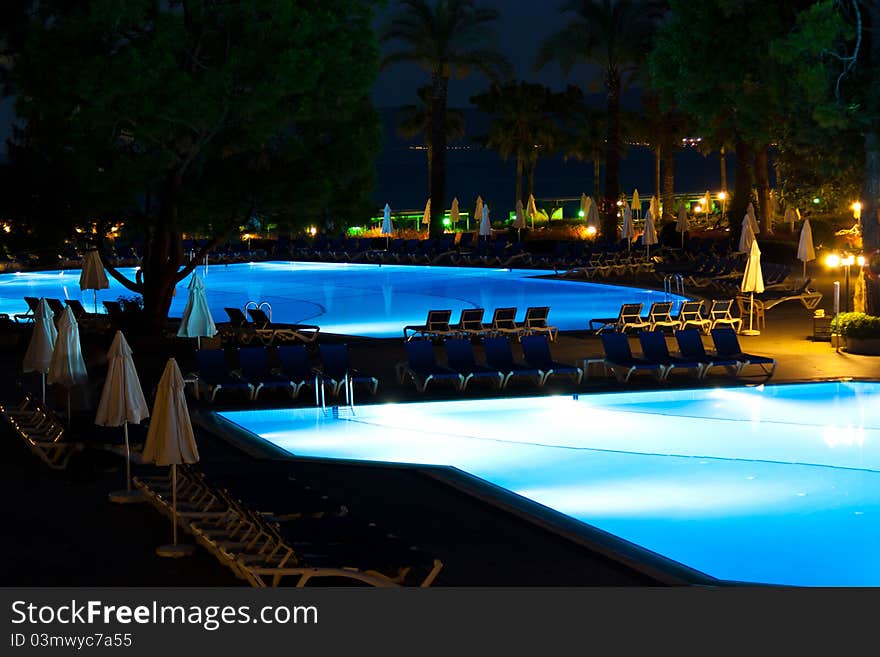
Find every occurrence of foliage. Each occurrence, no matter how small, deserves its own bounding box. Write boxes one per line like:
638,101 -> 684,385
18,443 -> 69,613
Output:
832,312 -> 880,339
1,0 -> 382,328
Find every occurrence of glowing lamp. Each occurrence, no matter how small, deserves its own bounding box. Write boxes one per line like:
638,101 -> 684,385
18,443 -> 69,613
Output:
825,253 -> 840,268
857,255 -> 866,267
813,197 -> 821,204
578,210 -> 585,218
586,226 -> 597,236
717,191 -> 727,201
308,226 -> 317,236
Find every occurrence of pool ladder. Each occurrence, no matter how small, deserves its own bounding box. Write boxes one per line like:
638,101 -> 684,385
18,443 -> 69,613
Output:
316,372 -> 355,416
244,300 -> 272,320
664,274 -> 684,299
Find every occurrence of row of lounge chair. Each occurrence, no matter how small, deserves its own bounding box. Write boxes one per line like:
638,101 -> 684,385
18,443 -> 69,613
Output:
132,463 -> 443,587
403,307 -> 557,342
0,396 -> 82,469
193,344 -> 378,403
15,296 -> 105,327
220,307 -> 320,345
598,328 -> 777,382
590,300 -> 743,335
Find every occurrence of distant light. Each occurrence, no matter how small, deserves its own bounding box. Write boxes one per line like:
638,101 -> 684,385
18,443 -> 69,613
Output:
308,226 -> 317,236
2,225 -> 10,234
842,254 -> 855,266
857,255 -> 866,267
813,197 -> 821,204
718,191 -> 727,201
616,200 -> 623,207
694,204 -> 702,214
852,201 -> 862,219
586,226 -> 597,236
578,210 -> 585,218
825,254 -> 840,268
443,217 -> 451,226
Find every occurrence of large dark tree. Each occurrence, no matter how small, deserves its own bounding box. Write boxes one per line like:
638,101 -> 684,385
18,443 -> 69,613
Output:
0,0 -> 382,331
537,0 -> 666,240
380,0 -> 511,239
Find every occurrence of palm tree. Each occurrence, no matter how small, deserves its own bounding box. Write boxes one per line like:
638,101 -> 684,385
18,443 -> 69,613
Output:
562,102 -> 605,201
537,0 -> 665,239
380,0 -> 511,238
398,85 -> 466,192
471,82 -> 562,206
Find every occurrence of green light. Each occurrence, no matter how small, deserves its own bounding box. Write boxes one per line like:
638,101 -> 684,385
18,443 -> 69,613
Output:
442,218 -> 450,226
813,197 -> 821,204
578,210 -> 585,218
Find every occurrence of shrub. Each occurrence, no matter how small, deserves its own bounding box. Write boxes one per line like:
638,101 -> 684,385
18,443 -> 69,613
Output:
832,312 -> 880,339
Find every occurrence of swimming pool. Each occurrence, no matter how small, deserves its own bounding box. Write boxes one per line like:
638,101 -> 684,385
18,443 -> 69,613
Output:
219,381 -> 880,586
0,262 -> 684,337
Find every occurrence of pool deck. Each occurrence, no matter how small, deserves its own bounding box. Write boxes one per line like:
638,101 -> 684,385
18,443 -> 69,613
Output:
1,262 -> 877,587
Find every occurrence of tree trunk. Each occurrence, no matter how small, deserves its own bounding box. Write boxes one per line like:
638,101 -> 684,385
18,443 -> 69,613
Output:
662,139 -> 675,222
593,156 -> 601,200
601,71 -> 622,239
515,156 -> 524,208
654,145 -> 661,208
720,145 -> 728,193
731,138 -> 754,239
755,145 -> 771,235
426,146 -> 432,195
862,1 -> 880,314
527,159 -> 536,203
429,72 -> 448,239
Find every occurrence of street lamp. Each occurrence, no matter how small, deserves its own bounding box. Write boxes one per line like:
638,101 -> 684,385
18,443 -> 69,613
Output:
718,191 -> 727,222
825,252 -> 865,312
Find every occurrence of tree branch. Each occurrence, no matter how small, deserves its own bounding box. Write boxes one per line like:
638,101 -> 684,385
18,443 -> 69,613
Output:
95,240 -> 142,294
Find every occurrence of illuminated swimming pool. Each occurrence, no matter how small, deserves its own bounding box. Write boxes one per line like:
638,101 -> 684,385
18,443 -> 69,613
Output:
219,381 -> 880,586
0,262 -> 684,337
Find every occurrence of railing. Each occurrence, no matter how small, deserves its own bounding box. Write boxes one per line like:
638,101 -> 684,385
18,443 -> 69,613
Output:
664,274 -> 685,298
244,300 -> 272,321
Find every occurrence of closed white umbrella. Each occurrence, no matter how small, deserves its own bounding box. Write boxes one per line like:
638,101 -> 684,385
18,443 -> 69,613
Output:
96,331 -> 149,503
473,196 -> 483,232
797,219 -> 815,281
142,357 -> 199,557
649,195 -> 660,223
643,207 -> 658,258
703,190 -> 712,217
739,215 -> 756,253
23,298 -> 57,403
586,197 -> 600,230
527,194 -> 538,230
740,239 -> 765,336
631,189 -> 641,219
746,202 -> 759,234
177,272 -> 217,349
621,204 -> 634,251
513,199 -> 526,236
479,204 -> 491,240
784,207 -> 798,233
676,202 -> 688,248
450,198 -> 460,228
382,203 -> 393,249
421,198 -> 431,230
80,250 -> 109,314
48,306 -> 88,426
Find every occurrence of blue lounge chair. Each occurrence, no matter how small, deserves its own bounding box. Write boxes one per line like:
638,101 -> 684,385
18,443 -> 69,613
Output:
318,343 -> 379,397
483,307 -> 521,339
520,335 -> 583,386
674,329 -> 739,378
450,308 -> 487,339
276,345 -> 315,399
236,348 -> 296,400
710,328 -> 777,378
195,349 -> 255,402
403,309 -> 455,342
637,330 -> 704,380
598,332 -> 664,382
517,306 -> 558,342
481,337 -> 543,388
396,341 -> 463,392
443,338 -> 503,390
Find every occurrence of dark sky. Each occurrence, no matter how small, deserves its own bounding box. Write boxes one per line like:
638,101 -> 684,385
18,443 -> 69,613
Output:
372,0 -> 598,108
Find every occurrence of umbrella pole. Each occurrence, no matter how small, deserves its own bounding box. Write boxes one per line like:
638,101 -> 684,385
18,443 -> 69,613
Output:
750,292 -> 754,332
172,464 -> 178,546
124,421 -> 131,493
67,389 -> 71,429
803,261 -> 807,281
41,372 -> 45,405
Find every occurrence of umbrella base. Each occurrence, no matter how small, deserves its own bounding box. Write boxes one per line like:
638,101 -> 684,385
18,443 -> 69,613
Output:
108,489 -> 145,504
740,329 -> 761,336
156,543 -> 195,558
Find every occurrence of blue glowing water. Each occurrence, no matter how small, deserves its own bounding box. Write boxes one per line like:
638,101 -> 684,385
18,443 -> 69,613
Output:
0,262 -> 684,337
220,381 -> 880,586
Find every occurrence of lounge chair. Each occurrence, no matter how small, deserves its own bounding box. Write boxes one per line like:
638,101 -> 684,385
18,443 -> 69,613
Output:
589,303 -> 651,334
483,307 -> 521,339
237,347 -> 297,400
195,349 -> 255,402
45,298 -> 66,319
646,301 -> 680,333
674,329 -> 739,378
246,307 -> 320,344
403,309 -> 455,342
481,337 -> 544,388
638,330 -> 704,380
220,307 -> 254,342
598,332 -> 664,382
756,277 -> 823,310
676,300 -> 711,333
396,341 -> 463,392
443,338 -> 504,390
450,308 -> 487,339
317,343 -> 378,398
517,306 -> 558,341
707,299 -> 743,333
520,335 -> 582,386
14,296 -> 40,323
735,295 -> 766,331
710,328 -> 777,378
275,345 -> 316,399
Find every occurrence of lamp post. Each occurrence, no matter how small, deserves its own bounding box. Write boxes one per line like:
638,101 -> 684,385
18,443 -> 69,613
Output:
718,191 -> 727,224
826,252 -> 866,313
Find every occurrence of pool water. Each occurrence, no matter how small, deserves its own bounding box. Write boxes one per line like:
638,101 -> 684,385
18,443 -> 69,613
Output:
0,262 -> 684,337
219,381 -> 880,586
